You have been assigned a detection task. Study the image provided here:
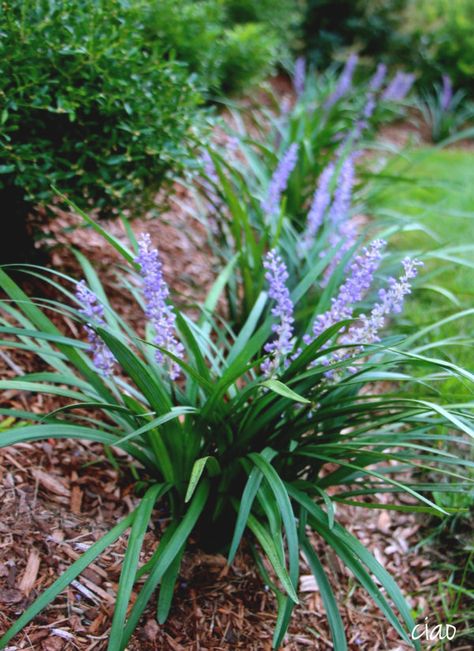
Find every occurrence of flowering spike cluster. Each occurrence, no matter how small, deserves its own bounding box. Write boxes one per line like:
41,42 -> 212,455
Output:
382,72 -> 415,102
305,239 -> 386,344
328,155 -> 355,224
75,280 -> 115,377
201,149 -> 218,184
294,56 -> 306,97
261,250 -> 295,377
325,54 -> 358,110
369,63 -> 387,92
342,257 -> 423,346
349,93 -> 378,144
321,219 -> 360,287
441,75 -> 453,112
135,233 -> 184,380
261,143 -> 299,218
301,161 -> 335,250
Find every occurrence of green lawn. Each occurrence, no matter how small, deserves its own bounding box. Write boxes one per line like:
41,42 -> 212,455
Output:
371,147 -> 474,396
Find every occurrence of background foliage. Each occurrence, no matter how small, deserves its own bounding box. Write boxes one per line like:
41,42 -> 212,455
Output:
0,0 -> 205,214
302,0 -> 409,68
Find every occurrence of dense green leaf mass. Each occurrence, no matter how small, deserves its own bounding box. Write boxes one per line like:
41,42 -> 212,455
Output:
0,0 -> 205,216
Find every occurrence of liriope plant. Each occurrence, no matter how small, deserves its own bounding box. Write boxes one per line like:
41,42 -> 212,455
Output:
192,59 -> 419,325
0,209 -> 473,650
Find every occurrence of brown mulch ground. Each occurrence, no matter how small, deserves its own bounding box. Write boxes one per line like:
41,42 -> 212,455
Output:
1,115 -> 471,650
0,434 -> 448,651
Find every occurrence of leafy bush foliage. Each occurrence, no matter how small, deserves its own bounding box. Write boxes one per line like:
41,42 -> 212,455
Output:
143,0 -> 225,92
224,0 -> 303,47
0,0 -> 203,217
408,0 -> 474,95
143,0 -> 296,95
218,23 -> 278,94
302,0 -> 409,67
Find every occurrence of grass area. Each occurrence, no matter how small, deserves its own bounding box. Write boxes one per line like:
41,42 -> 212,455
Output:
371,147 -> 474,397
373,148 -> 474,642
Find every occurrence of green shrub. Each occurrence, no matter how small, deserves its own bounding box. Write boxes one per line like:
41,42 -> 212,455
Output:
408,0 -> 474,94
224,0 -> 303,45
218,23 -> 279,94
0,0 -> 203,261
302,0 -> 409,67
142,0 -> 288,95
143,0 -> 225,91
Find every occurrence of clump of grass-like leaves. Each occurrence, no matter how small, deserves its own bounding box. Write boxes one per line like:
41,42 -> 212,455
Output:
0,204 -> 472,650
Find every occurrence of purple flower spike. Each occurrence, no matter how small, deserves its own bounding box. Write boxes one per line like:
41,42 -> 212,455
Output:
382,72 -> 415,102
321,219 -> 360,288
349,92 -> 378,143
294,56 -> 306,97
343,257 -> 423,346
306,239 -> 386,344
369,63 -> 387,92
441,75 -> 453,111
75,280 -> 115,377
261,143 -> 299,218
301,161 -> 335,250
201,149 -> 218,184
325,54 -> 358,110
261,250 -> 295,377
328,155 -> 355,224
135,233 -> 184,380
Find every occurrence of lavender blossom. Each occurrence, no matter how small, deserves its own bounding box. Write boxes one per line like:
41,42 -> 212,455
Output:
320,256 -> 422,379
325,54 -> 358,110
305,239 -> 385,344
75,280 -> 115,377
201,149 -> 218,185
348,92 -> 378,144
301,161 -> 335,250
261,250 -> 295,377
294,56 -> 306,97
441,75 -> 453,111
328,155 -> 356,224
382,72 -> 415,102
261,143 -> 299,218
342,257 -> 423,346
369,63 -> 387,92
321,219 -> 360,287
135,233 -> 184,380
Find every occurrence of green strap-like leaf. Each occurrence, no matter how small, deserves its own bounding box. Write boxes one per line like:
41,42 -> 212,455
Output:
261,378 -> 311,404
0,423 -> 153,469
246,513 -> 298,604
108,484 -> 167,650
156,543 -> 185,624
301,536 -> 347,651
228,448 -> 277,564
185,456 -> 220,503
119,481 -> 210,651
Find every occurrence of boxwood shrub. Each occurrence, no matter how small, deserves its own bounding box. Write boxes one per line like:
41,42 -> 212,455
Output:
0,0 -> 204,261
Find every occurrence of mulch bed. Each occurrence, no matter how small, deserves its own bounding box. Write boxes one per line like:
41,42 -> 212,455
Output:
0,128 -> 470,650
0,434 -> 447,651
